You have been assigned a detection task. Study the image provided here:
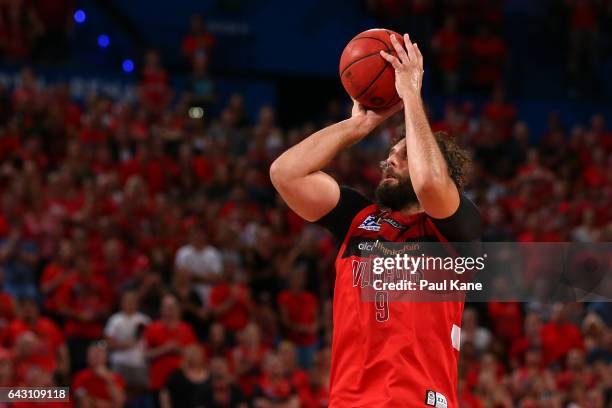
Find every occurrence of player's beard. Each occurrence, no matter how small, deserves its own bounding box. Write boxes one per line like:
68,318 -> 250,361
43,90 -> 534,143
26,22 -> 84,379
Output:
375,175 -> 418,211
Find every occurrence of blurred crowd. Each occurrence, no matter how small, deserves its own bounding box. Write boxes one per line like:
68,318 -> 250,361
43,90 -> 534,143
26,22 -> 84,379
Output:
0,58 -> 610,407
0,0 -> 74,63
367,0 -> 612,97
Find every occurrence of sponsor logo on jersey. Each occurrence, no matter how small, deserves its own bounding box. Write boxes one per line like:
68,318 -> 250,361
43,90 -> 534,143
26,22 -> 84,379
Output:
381,217 -> 406,230
425,390 -> 448,408
358,240 -> 379,251
425,390 -> 436,406
358,215 -> 381,231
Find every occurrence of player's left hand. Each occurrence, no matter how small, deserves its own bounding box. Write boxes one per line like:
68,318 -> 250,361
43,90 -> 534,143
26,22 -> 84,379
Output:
380,33 -> 424,99
350,98 -> 403,135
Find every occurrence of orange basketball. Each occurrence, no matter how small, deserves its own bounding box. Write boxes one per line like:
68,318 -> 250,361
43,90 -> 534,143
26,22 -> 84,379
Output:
339,28 -> 401,110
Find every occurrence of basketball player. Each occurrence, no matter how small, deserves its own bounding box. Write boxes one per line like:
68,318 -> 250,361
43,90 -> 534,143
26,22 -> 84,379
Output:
270,33 -> 481,407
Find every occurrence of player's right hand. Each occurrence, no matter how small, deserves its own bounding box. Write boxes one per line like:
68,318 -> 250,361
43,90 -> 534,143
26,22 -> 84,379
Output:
350,98 -> 403,136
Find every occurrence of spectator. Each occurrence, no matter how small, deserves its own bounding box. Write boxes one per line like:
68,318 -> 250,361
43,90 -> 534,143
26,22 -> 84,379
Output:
161,344 -> 208,408
0,0 -> 44,60
175,224 -> 223,305
188,53 -> 216,112
487,301 -> 523,347
0,347 -> 14,386
581,313 -> 610,364
0,222 -> 39,299
172,269 -> 207,340
431,16 -> 463,93
566,0 -> 600,97
252,352 -> 299,408
181,14 -> 215,67
103,290 -> 150,394
510,313 -> 543,368
144,293 -> 197,396
139,50 -> 172,113
3,297 -> 69,382
124,256 -> 165,320
571,208 -> 600,242
460,308 -> 492,354
73,341 -> 126,407
192,357 -> 247,408
277,341 -> 313,405
209,265 -> 252,336
13,365 -> 69,408
93,238 -> 134,296
509,347 -> 555,404
556,348 -> 596,391
56,255 -> 112,374
232,323 -> 269,398
205,323 -> 232,360
39,238 -> 75,318
482,86 -> 517,140
469,26 -> 507,91
277,264 -> 319,368
541,303 -> 585,366
0,271 -> 16,333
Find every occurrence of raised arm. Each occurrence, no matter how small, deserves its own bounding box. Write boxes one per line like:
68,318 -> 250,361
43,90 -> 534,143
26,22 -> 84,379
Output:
270,101 -> 402,221
381,34 -> 460,218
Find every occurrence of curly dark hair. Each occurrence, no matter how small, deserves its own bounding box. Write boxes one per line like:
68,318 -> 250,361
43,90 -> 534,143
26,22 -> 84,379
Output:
391,130 -> 471,191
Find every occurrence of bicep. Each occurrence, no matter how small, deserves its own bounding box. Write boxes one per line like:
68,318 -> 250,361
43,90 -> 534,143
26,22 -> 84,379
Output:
273,171 -> 340,222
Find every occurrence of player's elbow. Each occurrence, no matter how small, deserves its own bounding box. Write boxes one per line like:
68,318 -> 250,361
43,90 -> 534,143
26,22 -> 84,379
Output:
269,157 -> 291,190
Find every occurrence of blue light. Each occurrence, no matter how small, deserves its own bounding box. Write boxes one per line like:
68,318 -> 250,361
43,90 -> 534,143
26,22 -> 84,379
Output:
122,59 -> 134,73
74,10 -> 86,23
98,35 -> 110,48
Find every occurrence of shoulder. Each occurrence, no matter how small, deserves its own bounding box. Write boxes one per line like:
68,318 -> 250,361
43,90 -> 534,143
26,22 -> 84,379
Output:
428,193 -> 481,241
106,313 -> 123,325
303,292 -> 318,304
73,368 -> 93,384
40,317 -> 61,331
176,245 -> 193,257
137,313 -> 151,324
145,321 -> 162,334
277,290 -> 290,301
113,373 -> 126,388
315,186 -> 375,242
179,322 -> 197,337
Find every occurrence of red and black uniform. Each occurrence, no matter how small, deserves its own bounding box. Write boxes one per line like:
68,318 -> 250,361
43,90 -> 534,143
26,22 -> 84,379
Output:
316,187 -> 481,407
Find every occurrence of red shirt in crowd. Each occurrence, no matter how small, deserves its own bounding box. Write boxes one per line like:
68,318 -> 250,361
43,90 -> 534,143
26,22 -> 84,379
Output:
141,67 -> 169,110
483,101 -> 517,139
556,367 -> 597,391
56,274 -> 113,339
0,292 -> 15,324
541,321 -> 584,365
73,368 -> 125,403
470,35 -> 507,86
182,32 -> 215,60
3,317 -> 65,375
233,343 -> 271,397
277,290 -> 318,346
299,385 -> 329,408
432,29 -> 461,72
210,283 -> 251,332
254,375 -> 296,403
487,302 -> 523,344
39,263 -> 72,313
143,321 -> 197,390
